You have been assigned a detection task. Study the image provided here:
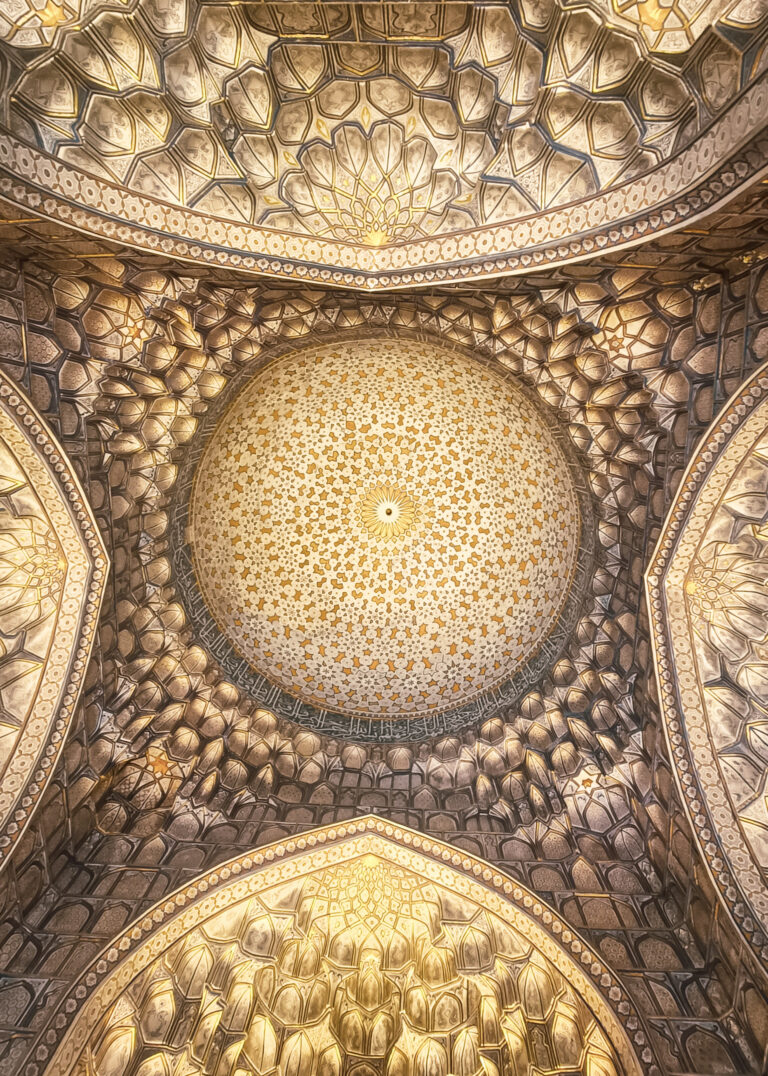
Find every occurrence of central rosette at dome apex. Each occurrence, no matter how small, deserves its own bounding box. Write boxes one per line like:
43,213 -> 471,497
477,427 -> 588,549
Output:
188,336 -> 582,720
359,484 -> 417,541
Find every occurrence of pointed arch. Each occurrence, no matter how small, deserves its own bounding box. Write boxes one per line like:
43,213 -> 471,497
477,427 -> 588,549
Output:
0,371 -> 106,871
648,360 -> 768,976
41,816 -> 654,1075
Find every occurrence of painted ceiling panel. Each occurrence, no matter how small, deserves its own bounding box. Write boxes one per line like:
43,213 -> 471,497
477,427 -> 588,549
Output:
0,6 -> 768,1074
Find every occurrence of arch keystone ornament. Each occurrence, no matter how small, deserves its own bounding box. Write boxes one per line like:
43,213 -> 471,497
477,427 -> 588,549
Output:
37,816 -> 657,1076
0,370 -> 107,872
648,361 -> 768,975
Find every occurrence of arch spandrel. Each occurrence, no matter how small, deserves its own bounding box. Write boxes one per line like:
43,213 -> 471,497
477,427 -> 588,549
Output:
44,817 -> 655,1076
0,371 -> 107,871
648,361 -> 768,974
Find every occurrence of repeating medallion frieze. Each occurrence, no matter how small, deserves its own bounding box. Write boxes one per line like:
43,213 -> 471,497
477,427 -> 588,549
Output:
0,370 -> 107,871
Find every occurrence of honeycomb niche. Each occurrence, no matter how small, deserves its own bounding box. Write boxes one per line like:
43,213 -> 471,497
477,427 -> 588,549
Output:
44,818 -> 654,1076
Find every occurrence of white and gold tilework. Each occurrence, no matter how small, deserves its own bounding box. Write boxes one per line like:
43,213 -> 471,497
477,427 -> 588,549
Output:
189,337 -> 580,720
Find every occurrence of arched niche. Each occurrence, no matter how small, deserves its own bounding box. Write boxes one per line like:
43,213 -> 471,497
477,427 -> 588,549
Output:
648,361 -> 768,973
0,371 -> 106,871
44,817 -> 655,1075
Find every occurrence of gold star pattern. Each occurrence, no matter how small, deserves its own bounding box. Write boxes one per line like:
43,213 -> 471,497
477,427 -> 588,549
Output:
189,338 -> 581,719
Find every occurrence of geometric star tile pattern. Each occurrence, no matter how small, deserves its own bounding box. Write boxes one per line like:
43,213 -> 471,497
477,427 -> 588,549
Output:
190,337 -> 581,720
2,229 -> 768,1075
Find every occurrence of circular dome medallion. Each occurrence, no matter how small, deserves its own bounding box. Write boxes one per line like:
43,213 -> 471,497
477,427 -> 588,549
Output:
183,336 -> 588,739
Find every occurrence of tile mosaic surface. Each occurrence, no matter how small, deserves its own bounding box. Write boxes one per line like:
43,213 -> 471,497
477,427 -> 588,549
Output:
188,336 -> 583,722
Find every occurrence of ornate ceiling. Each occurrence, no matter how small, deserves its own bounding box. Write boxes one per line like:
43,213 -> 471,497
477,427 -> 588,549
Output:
0,368 -> 106,872
2,203 -> 768,1075
649,361 -> 768,973
2,4 -> 768,1076
183,335 -> 587,734
0,2 -> 766,284
45,820 -> 653,1076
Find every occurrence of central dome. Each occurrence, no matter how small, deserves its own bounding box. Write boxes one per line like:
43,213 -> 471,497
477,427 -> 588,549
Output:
188,336 -> 582,728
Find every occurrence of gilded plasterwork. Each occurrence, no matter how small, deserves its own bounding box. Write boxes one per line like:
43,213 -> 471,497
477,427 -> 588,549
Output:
359,483 -> 418,542
0,2 -> 765,285
0,372 -> 106,870
188,337 -> 581,721
0,4 -> 691,223
3,230 -> 768,1072
1,0 -> 756,55
648,363 -> 768,970
47,819 -> 652,1076
598,0 -> 765,52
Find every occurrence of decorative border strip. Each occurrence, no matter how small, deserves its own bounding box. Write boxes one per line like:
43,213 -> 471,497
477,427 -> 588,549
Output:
0,69 -> 767,288
0,372 -> 108,872
169,328 -> 596,742
646,362 -> 768,975
36,815 -> 659,1076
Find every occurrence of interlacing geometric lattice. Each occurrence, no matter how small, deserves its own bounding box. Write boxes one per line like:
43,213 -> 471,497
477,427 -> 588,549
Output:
0,0 -> 765,252
3,243 -> 768,1074
187,337 -> 583,722
0,374 -> 106,871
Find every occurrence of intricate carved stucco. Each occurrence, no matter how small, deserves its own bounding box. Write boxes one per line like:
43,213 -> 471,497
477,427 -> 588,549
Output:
46,818 -> 656,1076
2,182 -> 768,1074
0,0 -> 759,56
0,2 -> 766,285
648,361 -> 768,973
95,279 -> 657,766
0,370 -> 106,870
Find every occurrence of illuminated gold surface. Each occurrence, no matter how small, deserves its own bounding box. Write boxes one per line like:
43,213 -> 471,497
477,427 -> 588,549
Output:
49,820 -> 645,1076
0,1 -> 764,285
358,483 -> 417,541
189,336 -> 581,719
649,366 -> 768,970
0,373 -> 106,871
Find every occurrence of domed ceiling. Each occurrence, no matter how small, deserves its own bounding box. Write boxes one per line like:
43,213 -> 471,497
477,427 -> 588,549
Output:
179,335 -> 588,737
4,5 -> 768,1075
0,1 -> 766,285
